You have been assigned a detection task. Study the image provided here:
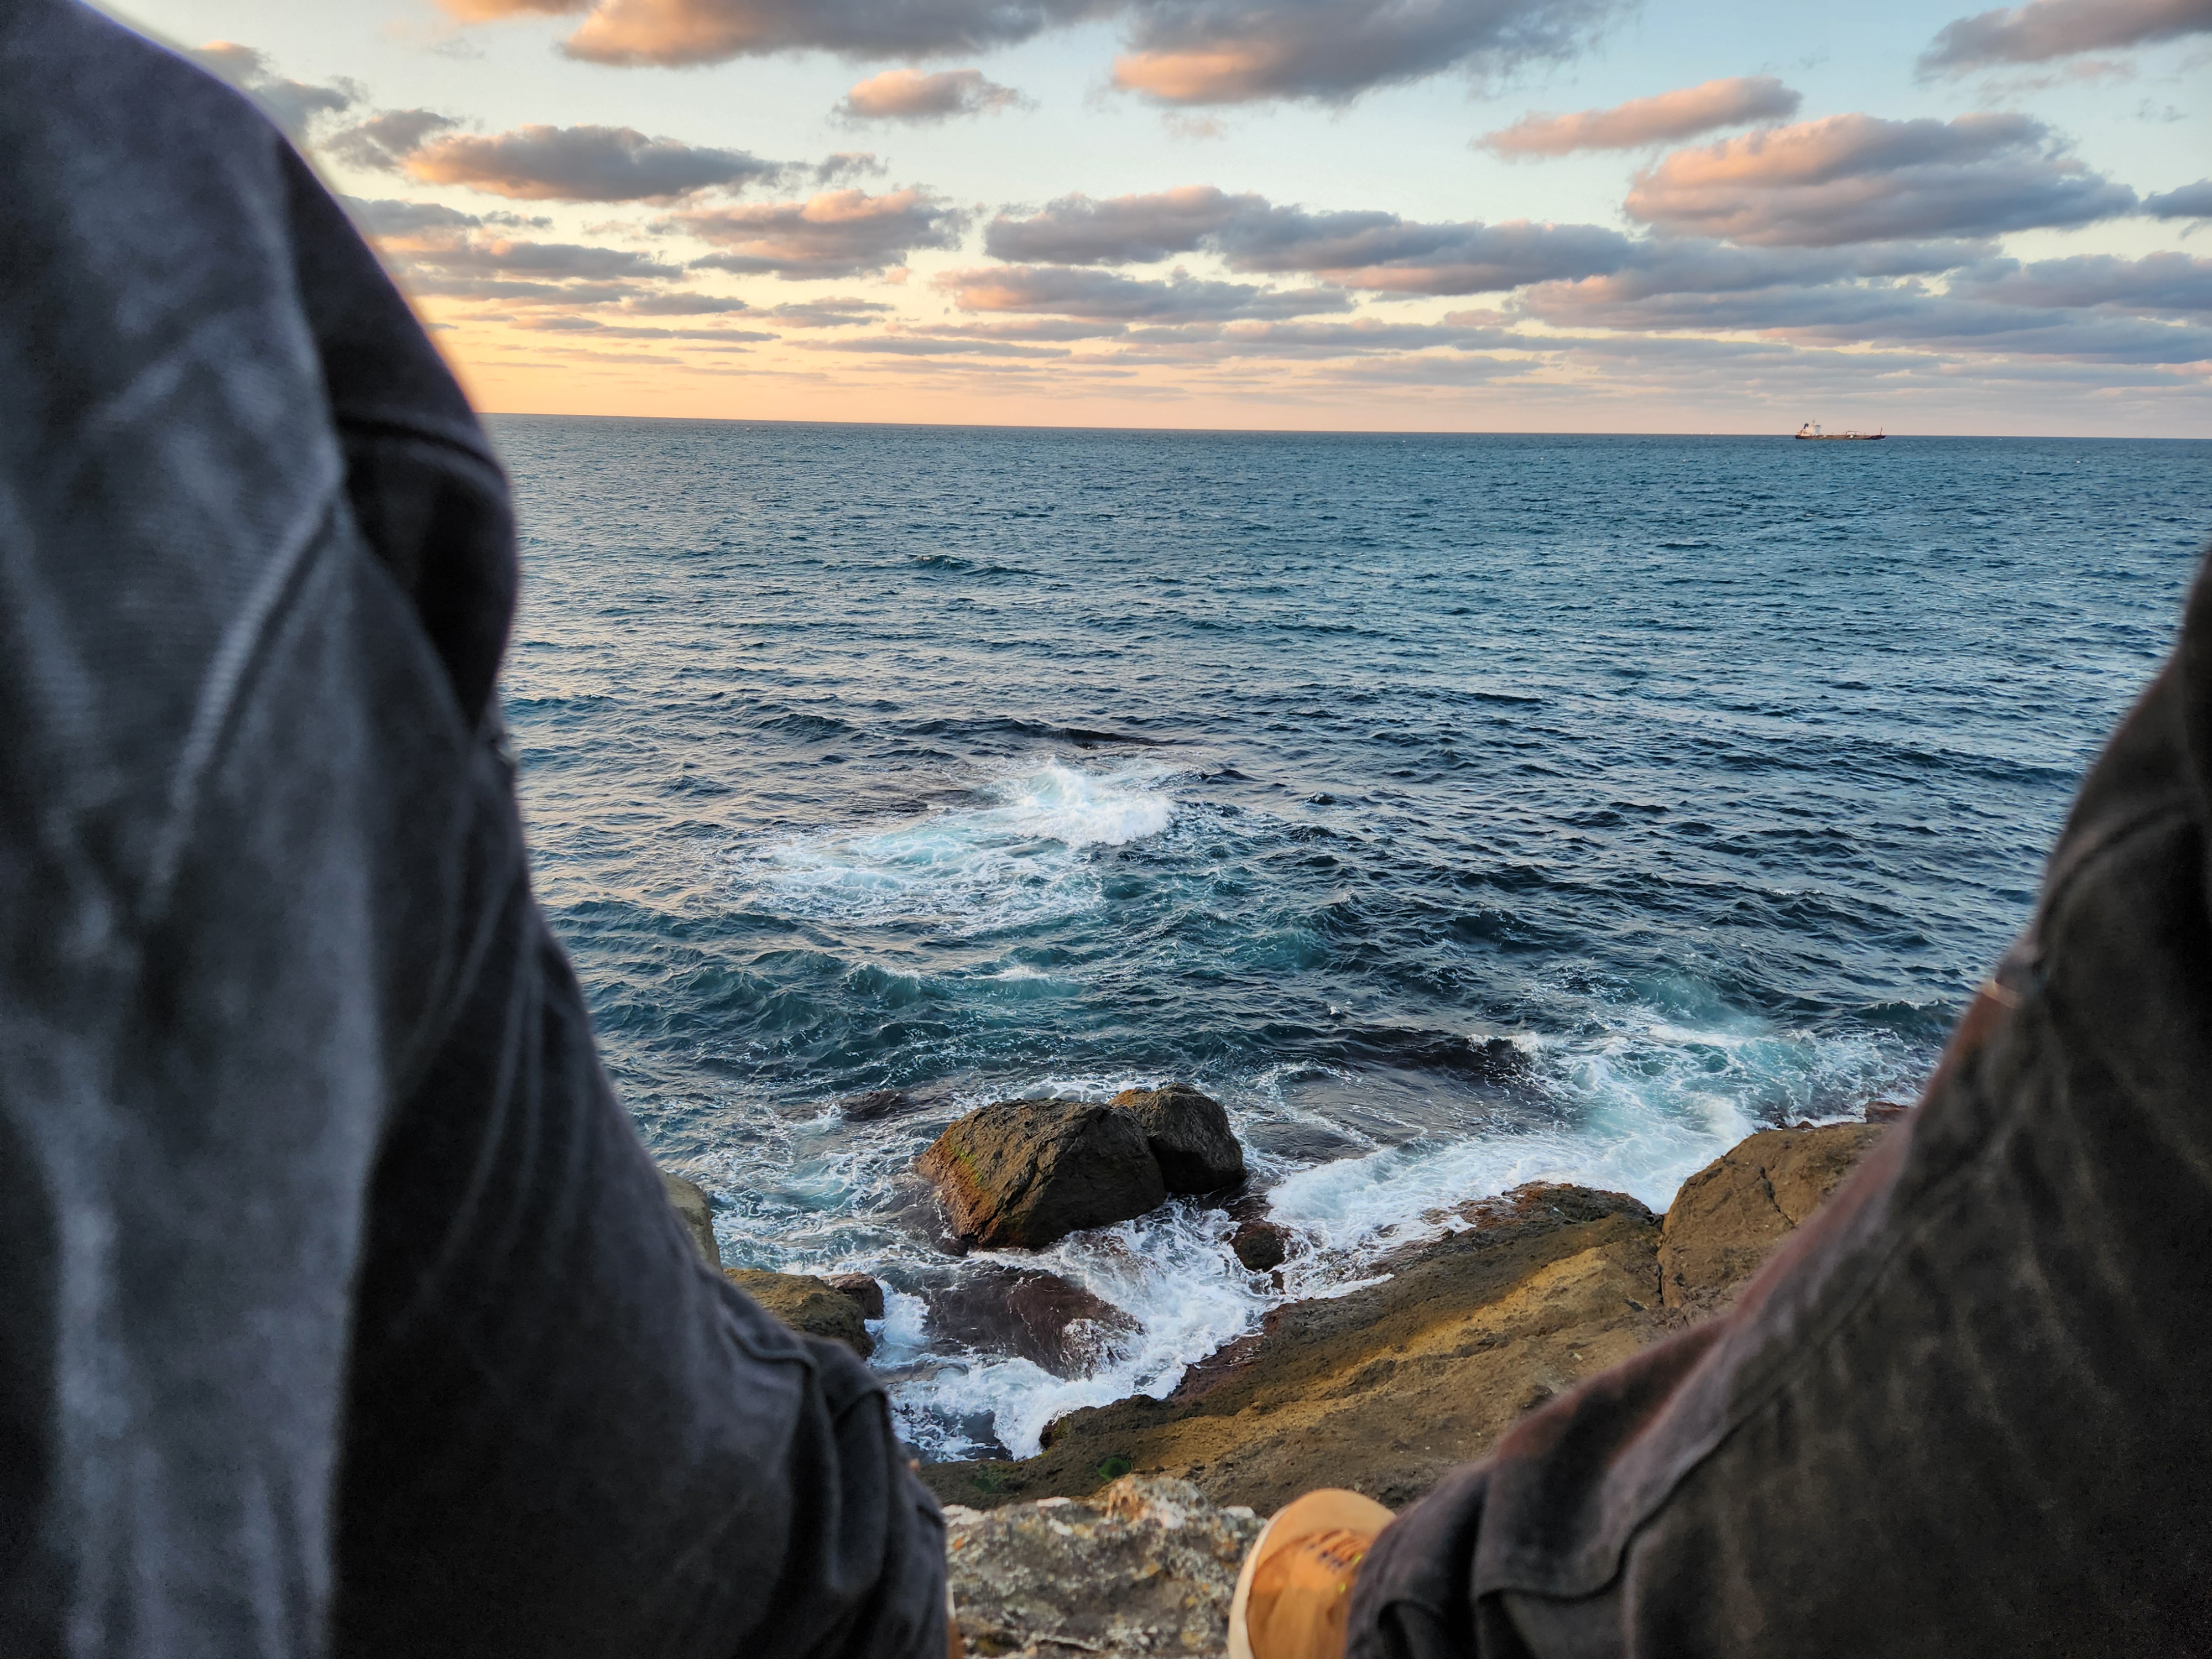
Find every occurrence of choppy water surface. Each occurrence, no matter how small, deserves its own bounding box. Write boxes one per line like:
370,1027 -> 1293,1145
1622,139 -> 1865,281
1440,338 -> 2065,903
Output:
492,417 -> 2207,1459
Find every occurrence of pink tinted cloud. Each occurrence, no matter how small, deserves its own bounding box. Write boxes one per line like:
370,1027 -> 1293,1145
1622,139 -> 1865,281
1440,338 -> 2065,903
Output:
1625,112 -> 2136,245
400,124 -> 781,201
431,0 -> 1619,102
1481,76 -> 1800,157
1109,0 -> 1622,105
1919,0 -> 2212,73
838,67 -> 1027,121
435,0 -> 1103,66
680,188 -> 969,278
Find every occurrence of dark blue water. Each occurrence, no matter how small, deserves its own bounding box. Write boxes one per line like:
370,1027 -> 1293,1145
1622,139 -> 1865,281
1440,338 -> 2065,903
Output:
492,417 -> 2207,1457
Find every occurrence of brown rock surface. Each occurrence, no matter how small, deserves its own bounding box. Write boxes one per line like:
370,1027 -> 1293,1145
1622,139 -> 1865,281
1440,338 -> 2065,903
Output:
1656,1123 -> 1887,1313
920,1098 -> 1168,1250
928,1267 -> 1141,1379
724,1269 -> 874,1357
945,1476 -> 1261,1659
1111,1084 -> 1246,1193
661,1172 -> 721,1268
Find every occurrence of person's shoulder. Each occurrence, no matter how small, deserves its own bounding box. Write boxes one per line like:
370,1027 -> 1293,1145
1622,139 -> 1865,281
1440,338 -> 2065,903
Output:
2,1 -> 289,165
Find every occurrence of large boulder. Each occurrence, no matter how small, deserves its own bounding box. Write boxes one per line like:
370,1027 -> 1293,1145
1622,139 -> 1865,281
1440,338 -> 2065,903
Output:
661,1171 -> 721,1267
1657,1123 -> 1887,1313
725,1269 -> 874,1357
1112,1084 -> 1245,1193
920,1098 -> 1167,1250
946,1477 -> 1261,1659
928,1267 -> 1140,1378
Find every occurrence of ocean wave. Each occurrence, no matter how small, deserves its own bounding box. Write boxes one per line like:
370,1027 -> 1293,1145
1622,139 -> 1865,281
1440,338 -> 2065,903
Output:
726,757 -> 1177,933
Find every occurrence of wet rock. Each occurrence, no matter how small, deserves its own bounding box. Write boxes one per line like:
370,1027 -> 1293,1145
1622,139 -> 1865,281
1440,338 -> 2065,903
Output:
946,1476 -> 1262,1659
1230,1220 -> 1290,1272
843,1088 -> 922,1123
1657,1123 -> 1888,1313
928,1267 -> 1140,1378
1110,1084 -> 1246,1194
825,1272 -> 886,1320
920,1098 -> 1167,1250
1865,1098 -> 1912,1123
725,1269 -> 874,1358
660,1172 -> 721,1268
1444,1183 -> 1655,1232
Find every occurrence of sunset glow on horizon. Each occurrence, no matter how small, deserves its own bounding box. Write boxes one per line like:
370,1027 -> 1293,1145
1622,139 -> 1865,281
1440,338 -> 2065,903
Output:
107,0 -> 2212,435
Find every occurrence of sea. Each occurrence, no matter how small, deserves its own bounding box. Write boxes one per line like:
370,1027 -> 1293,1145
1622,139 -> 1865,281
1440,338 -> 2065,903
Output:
489,417 -> 2208,1462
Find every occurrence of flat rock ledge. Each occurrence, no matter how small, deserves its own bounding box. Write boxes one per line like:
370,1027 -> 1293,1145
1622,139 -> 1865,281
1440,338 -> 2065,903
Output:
922,1120 -> 1889,1517
947,1476 -> 1261,1659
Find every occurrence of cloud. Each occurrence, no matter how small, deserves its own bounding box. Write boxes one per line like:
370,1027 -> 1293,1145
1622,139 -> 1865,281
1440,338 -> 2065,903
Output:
987,185 -> 1251,262
439,0 -> 1110,66
1517,246 -> 2212,364
813,152 -> 887,184
393,124 -> 784,201
434,0 -> 1623,102
1481,76 -> 1801,156
404,237 -> 683,279
2146,179 -> 2212,218
1215,208 -> 1633,292
933,263 -> 1352,320
615,293 -> 756,314
349,201 -> 693,294
985,186 -> 1631,293
1165,113 -> 1228,139
401,278 -> 649,302
327,108 -> 459,170
1918,0 -> 2212,74
762,296 -> 898,326
809,336 -> 1073,357
512,316 -> 776,338
680,188 -> 969,278
1624,112 -> 2137,245
185,41 -> 359,140
838,67 -> 1029,122
1121,317 -> 1516,357
921,317 -> 1129,340
1949,252 -> 2212,314
342,195 -> 483,234
1108,0 -> 1627,104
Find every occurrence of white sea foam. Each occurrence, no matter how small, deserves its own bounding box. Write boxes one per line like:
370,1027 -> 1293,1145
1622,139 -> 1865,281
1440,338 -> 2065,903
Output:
880,1204 -> 1267,1460
731,757 -> 1175,933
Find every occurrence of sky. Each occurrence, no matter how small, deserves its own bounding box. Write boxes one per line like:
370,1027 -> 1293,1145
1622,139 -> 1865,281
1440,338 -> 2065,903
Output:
103,0 -> 2212,433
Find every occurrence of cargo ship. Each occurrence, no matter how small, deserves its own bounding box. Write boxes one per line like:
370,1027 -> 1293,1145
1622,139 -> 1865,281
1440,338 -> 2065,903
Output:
1794,421 -> 1885,440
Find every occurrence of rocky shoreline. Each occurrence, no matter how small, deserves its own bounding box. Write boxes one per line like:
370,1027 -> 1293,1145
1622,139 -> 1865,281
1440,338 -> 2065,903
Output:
666,1103 -> 1900,1658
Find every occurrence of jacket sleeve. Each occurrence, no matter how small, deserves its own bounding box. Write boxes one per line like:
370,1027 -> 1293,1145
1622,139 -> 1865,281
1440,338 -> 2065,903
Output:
0,5 -> 946,1654
330,716 -> 947,1659
268,76 -> 952,1659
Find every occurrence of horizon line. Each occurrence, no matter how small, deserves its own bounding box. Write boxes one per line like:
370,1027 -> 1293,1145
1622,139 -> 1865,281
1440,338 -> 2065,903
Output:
474,411 -> 2209,441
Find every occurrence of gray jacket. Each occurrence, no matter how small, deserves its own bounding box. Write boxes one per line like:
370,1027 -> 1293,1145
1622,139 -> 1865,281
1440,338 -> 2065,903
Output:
0,4 -> 946,1655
